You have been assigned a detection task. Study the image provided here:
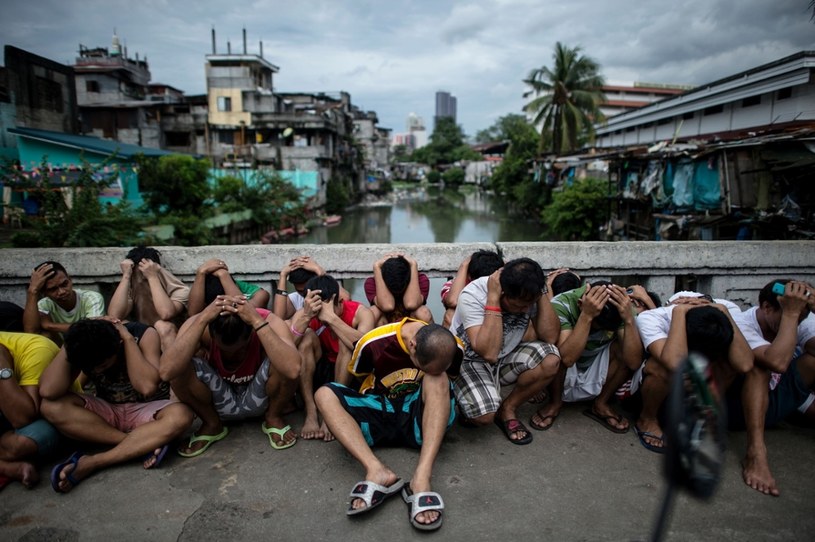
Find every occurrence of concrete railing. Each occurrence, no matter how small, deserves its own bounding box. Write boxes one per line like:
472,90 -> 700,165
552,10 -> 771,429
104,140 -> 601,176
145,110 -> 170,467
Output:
0,241 -> 813,309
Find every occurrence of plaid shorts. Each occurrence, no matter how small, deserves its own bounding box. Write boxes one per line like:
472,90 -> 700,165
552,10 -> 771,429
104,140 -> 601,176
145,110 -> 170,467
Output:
454,341 -> 560,419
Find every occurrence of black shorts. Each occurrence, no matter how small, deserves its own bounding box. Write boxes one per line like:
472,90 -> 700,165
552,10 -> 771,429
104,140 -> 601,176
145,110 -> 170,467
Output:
323,382 -> 455,449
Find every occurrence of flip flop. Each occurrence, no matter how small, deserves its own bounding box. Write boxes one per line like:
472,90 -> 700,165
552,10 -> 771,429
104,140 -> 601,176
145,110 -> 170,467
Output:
261,423 -> 297,450
143,444 -> 170,469
402,484 -> 444,531
634,425 -> 666,454
346,479 -> 405,516
583,407 -> 630,434
177,427 -> 229,458
530,412 -> 558,431
50,451 -> 85,494
494,417 -> 533,445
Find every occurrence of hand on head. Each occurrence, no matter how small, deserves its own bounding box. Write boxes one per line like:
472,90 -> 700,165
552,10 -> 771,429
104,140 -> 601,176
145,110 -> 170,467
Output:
580,283 -> 610,319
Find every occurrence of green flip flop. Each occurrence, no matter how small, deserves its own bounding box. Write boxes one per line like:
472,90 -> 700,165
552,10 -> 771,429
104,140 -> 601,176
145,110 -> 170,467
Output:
177,427 -> 229,458
261,423 -> 297,450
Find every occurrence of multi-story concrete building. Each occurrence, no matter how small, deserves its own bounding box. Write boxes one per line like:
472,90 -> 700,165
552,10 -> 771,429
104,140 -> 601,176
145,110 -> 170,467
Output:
73,33 -> 168,148
0,45 -> 78,149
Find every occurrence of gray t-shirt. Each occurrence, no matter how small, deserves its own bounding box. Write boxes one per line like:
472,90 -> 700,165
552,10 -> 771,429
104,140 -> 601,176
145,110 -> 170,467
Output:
451,276 -> 534,363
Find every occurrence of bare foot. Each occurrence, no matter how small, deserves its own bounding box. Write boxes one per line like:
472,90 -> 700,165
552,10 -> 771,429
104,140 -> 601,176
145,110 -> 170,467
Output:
350,467 -> 399,513
1,461 -> 40,488
320,421 -> 334,442
742,454 -> 779,496
300,416 -> 324,440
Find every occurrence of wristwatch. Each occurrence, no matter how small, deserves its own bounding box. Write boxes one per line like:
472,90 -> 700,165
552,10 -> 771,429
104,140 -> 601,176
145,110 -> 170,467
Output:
0,367 -> 13,380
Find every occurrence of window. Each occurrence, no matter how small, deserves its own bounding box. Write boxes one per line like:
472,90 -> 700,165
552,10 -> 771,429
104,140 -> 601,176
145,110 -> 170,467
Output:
703,104 -> 724,116
741,95 -> 761,107
165,131 -> 190,146
682,111 -> 694,120
776,87 -> 792,100
86,80 -> 100,93
657,117 -> 672,126
218,131 -> 234,144
217,96 -> 232,112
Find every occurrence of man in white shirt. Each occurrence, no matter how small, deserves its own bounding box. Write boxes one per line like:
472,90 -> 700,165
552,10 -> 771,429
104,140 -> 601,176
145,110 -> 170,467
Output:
633,294 -> 753,453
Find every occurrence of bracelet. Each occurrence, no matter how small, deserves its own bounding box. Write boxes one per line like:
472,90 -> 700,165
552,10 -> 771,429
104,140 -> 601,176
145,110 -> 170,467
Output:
275,288 -> 288,296
254,321 -> 269,332
290,324 -> 304,337
484,311 -> 503,317
484,305 -> 502,313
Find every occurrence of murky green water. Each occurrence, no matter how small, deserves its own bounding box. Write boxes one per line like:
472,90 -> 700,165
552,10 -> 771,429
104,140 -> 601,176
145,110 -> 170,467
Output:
290,185 -> 546,321
296,185 -> 546,245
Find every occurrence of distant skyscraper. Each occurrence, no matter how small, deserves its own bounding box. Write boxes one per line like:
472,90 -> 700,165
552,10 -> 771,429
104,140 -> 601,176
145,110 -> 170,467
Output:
434,90 -> 457,129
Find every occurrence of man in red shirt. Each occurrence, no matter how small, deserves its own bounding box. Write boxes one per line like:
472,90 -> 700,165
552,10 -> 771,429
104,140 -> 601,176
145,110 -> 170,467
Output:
159,295 -> 300,456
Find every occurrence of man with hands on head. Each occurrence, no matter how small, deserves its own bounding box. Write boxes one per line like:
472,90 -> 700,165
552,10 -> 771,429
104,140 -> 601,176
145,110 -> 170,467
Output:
366,252 -> 433,326
23,261 -> 105,343
541,281 -> 642,433
188,258 -> 270,316
730,279 -> 815,497
159,294 -> 300,456
451,257 -> 562,445
633,296 -> 753,453
289,275 -> 375,441
39,317 -> 193,494
108,247 -> 189,352
273,255 -> 348,320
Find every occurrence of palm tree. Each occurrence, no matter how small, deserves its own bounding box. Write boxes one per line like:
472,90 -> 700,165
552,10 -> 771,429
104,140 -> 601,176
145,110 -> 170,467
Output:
523,42 -> 606,155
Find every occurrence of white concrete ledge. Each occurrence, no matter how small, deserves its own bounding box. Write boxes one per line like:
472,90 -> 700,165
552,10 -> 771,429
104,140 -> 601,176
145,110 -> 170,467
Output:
0,241 -> 813,309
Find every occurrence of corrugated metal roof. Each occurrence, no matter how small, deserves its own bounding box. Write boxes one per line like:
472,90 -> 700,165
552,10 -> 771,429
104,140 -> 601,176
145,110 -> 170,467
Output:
8,127 -> 177,159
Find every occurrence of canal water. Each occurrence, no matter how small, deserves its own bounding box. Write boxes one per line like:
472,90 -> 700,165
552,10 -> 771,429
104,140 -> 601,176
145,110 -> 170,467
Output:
291,184 -> 547,322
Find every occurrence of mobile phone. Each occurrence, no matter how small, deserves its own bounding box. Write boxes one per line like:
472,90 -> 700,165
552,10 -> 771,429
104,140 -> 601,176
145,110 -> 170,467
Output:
772,282 -> 786,296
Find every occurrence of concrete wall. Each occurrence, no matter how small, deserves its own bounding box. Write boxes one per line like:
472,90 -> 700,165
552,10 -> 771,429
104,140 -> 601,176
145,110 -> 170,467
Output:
0,241 -> 813,310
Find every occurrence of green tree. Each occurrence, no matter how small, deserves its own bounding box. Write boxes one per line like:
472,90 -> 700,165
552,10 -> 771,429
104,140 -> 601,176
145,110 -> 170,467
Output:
244,169 -> 305,229
485,114 -> 547,214
541,177 -> 608,240
474,114 -> 531,144
442,167 -> 465,187
391,144 -> 411,163
412,117 -> 480,166
136,154 -> 212,217
523,42 -> 606,154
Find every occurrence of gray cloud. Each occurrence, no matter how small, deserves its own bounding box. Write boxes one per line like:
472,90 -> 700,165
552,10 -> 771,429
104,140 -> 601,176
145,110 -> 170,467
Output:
1,0 -> 812,136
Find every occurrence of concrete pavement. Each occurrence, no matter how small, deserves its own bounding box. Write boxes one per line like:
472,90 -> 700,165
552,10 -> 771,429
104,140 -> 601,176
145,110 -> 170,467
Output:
1,402 -> 813,541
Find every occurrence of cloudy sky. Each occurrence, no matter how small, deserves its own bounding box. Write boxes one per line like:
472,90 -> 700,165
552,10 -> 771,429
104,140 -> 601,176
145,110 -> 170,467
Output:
2,0 -> 813,136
